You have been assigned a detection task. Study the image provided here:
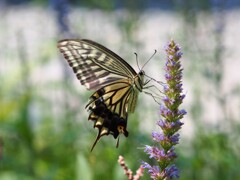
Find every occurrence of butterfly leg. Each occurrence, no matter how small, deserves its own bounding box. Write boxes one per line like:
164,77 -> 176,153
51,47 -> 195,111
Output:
142,91 -> 161,105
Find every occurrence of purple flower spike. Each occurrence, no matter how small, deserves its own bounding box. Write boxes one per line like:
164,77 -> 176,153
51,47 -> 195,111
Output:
142,40 -> 186,180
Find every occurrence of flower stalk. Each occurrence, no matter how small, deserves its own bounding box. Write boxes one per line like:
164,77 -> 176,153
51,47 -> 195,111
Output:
118,155 -> 144,180
142,40 -> 186,179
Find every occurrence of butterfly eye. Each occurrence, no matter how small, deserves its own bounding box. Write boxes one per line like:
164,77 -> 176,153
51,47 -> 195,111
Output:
139,70 -> 145,76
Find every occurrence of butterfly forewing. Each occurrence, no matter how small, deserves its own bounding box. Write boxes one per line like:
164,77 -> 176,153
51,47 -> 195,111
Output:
58,39 -> 144,150
58,39 -> 137,90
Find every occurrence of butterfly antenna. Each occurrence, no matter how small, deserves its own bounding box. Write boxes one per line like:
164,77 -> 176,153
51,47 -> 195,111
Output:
134,52 -> 141,71
141,50 -> 157,70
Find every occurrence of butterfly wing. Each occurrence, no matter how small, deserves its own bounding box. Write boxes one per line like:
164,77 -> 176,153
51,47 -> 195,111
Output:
58,39 -> 141,150
87,78 -> 140,151
58,39 -> 137,90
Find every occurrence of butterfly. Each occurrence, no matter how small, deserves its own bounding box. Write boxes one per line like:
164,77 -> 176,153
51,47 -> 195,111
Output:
58,39 -> 157,151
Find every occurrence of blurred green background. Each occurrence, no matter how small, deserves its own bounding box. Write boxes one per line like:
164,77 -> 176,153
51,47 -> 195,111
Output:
0,0 -> 240,179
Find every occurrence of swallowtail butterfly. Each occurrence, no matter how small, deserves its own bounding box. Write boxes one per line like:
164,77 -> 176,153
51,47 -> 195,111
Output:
58,39 -> 154,151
